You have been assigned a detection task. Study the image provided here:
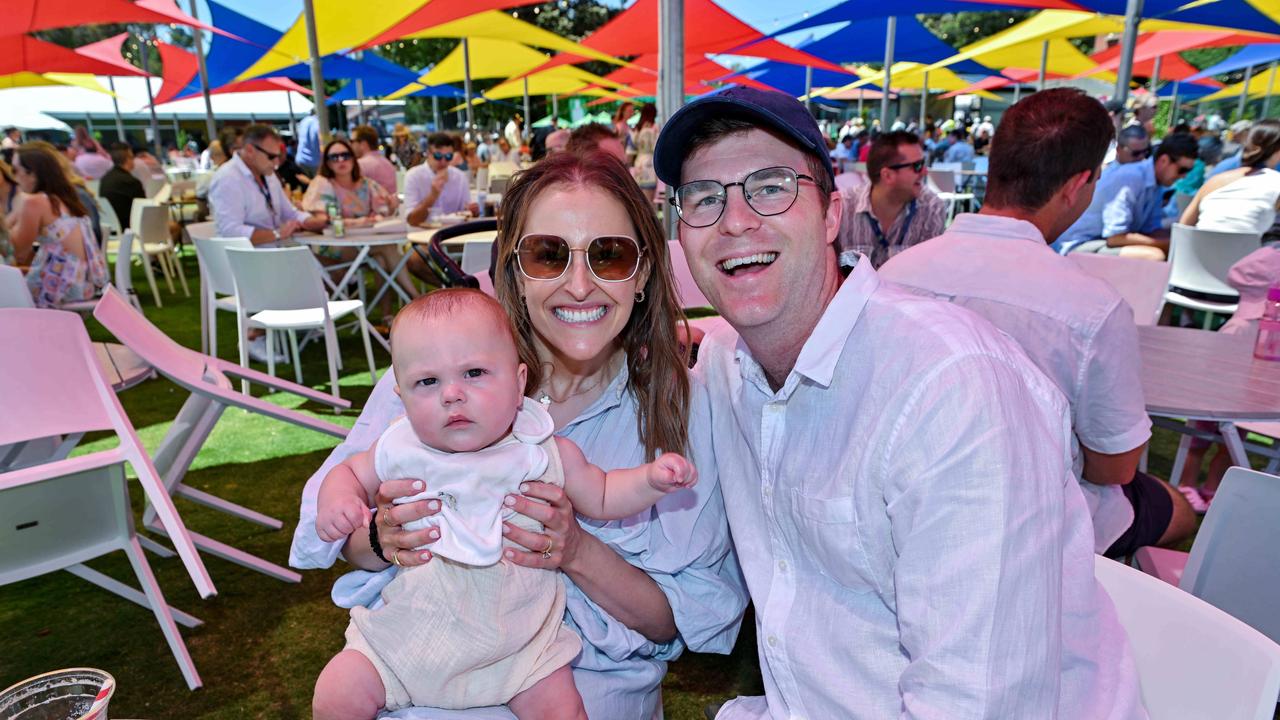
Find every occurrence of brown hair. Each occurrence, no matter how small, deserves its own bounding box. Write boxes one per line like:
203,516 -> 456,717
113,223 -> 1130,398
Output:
318,138 -> 361,181
1242,119 -> 1280,169
866,130 -> 922,186
984,88 -> 1114,212
26,140 -> 88,192
565,124 -> 618,155
16,143 -> 87,217
495,150 -> 691,457
682,114 -> 834,212
351,125 -> 380,150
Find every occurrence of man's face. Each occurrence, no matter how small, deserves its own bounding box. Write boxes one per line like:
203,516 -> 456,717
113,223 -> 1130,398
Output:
878,142 -> 926,198
122,151 -> 135,172
1116,137 -> 1150,164
352,139 -> 370,158
243,136 -> 283,177
677,128 -> 840,336
498,139 -> 511,153
596,136 -> 627,162
1155,153 -> 1196,187
428,145 -> 453,172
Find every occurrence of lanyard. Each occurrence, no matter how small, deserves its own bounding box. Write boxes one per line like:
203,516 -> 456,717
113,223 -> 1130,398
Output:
255,174 -> 275,213
864,199 -> 917,252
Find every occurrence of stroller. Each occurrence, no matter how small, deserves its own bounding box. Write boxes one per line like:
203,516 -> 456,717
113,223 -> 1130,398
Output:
410,218 -> 497,293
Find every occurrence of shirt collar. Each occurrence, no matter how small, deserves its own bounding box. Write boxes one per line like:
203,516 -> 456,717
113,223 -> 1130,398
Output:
558,357 -> 630,431
230,153 -> 254,181
734,257 -> 880,392
946,213 -> 1047,247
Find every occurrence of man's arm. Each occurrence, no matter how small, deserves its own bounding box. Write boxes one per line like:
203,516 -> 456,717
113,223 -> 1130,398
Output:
1075,302 -> 1151,486
404,169 -> 446,227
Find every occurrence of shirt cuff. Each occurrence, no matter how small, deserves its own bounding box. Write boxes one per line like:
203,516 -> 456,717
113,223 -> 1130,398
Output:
1079,417 -> 1152,456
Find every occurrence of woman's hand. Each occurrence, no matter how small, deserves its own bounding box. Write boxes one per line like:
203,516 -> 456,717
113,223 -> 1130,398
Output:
372,478 -> 443,568
501,481 -> 584,572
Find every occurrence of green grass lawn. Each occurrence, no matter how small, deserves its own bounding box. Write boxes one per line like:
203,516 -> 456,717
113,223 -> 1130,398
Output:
0,249 -> 1220,717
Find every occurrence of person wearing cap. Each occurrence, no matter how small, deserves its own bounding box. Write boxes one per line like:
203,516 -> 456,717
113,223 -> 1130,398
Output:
882,88 -> 1194,560
655,86 -> 1144,720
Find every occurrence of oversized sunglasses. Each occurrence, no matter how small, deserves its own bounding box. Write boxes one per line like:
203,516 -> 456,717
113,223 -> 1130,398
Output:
671,166 -> 815,228
887,159 -> 926,173
326,151 -> 353,162
516,234 -> 644,283
432,151 -> 455,161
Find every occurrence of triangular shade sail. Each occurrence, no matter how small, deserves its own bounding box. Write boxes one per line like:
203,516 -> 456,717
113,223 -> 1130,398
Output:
1187,43 -> 1280,82
5,36 -> 147,77
817,63 -> 1002,100
760,16 -> 990,77
1153,0 -> 1280,39
326,78 -> 461,103
602,54 -> 779,95
1197,63 -> 1280,101
1156,80 -> 1226,99
398,11 -> 626,68
768,0 -> 1091,38
3,0 -> 217,38
482,68 -> 639,101
0,72 -> 108,92
153,40 -> 310,106
1079,32 -> 1238,82
420,37 -> 550,86
74,33 -> 150,77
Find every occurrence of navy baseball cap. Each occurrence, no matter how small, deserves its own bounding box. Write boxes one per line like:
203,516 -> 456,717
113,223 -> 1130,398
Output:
653,86 -> 835,188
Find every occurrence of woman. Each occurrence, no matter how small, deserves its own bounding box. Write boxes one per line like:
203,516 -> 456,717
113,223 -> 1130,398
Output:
71,126 -> 112,180
393,124 -> 421,170
631,104 -> 659,193
0,158 -> 18,265
292,150 -> 746,719
9,144 -> 107,307
613,101 -> 636,160
28,140 -> 103,247
302,138 -> 416,304
1180,119 -> 1280,235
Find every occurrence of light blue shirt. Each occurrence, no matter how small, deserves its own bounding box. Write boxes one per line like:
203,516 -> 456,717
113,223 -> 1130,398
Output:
296,114 -> 321,168
1206,151 -> 1243,179
291,365 -> 747,720
943,140 -> 974,164
1054,157 -> 1165,254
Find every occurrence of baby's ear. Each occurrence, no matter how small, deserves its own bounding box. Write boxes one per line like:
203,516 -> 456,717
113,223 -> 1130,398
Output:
516,363 -> 528,402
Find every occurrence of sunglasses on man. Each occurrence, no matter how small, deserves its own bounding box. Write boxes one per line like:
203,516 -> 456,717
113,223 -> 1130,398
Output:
432,151 -> 455,162
886,159 -> 926,173
516,234 -> 644,283
252,142 -> 281,161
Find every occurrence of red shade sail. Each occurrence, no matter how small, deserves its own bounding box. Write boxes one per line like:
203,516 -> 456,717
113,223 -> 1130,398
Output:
74,33 -> 149,76
151,40 -> 308,106
359,0 -> 544,50
4,0 -> 220,38
3,35 -> 149,77
601,53 -> 780,94
1084,31 -> 1268,81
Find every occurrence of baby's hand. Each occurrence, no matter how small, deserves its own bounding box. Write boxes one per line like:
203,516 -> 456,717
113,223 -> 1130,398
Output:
648,452 -> 698,493
316,495 -> 371,543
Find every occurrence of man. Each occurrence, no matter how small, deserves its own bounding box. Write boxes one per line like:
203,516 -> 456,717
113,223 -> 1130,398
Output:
942,128 -> 974,163
544,128 -> 570,155
835,130 -> 946,269
493,137 -> 523,165
564,123 -> 627,162
654,85 -> 1142,720
1,127 -> 20,150
1111,124 -> 1151,166
881,88 -> 1195,560
352,124 -> 397,195
403,132 -> 473,228
1054,132 -> 1199,259
208,124 -> 324,247
99,142 -> 146,230
296,110 -> 321,175
830,134 -> 856,173
503,113 -> 523,150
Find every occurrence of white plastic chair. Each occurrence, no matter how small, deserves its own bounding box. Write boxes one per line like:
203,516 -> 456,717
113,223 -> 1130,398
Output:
193,236 -> 251,357
93,287 -> 350,583
0,265 -> 32,308
225,246 -> 377,399
927,164 -> 975,221
667,239 -> 711,310
460,239 -> 494,276
127,201 -> 183,305
1070,254 -> 1173,326
1095,555 -> 1280,720
1164,223 -> 1259,329
1136,467 -> 1280,645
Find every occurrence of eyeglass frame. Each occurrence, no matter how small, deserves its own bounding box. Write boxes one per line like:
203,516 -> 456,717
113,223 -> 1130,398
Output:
886,158 -> 926,173
432,151 -> 455,162
668,166 -> 817,228
326,151 -> 354,163
251,142 -> 281,162
514,233 -> 646,284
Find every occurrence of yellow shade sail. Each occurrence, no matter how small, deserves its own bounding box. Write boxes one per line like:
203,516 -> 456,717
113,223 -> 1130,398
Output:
815,63 -> 1002,101
0,72 -> 109,92
971,37 -> 1110,81
482,66 -> 635,100
1197,63 -> 1280,102
404,11 -> 624,68
420,37 -> 551,86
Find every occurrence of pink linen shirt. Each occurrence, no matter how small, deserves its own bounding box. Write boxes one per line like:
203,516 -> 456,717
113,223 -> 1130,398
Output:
358,153 -> 399,196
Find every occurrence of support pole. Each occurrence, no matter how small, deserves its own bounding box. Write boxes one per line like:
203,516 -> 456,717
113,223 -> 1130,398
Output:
172,114 -> 180,142
140,36 -> 162,159
880,16 -> 896,129
302,0 -> 330,142
432,95 -> 440,130
919,71 -> 928,129
187,0 -> 217,147
1038,40 -> 1049,91
523,77 -> 531,143
1170,80 -> 1180,125
356,78 -> 366,126
804,65 -> 812,111
108,76 -> 126,141
1151,54 -> 1162,94
85,112 -> 94,135
1264,61 -> 1277,118
858,88 -> 864,118
1238,63 -> 1254,120
284,91 -> 298,140
552,94 -> 559,126
658,0 -> 685,239
1013,82 -> 1022,104
462,38 -> 475,139
1113,0 -> 1144,108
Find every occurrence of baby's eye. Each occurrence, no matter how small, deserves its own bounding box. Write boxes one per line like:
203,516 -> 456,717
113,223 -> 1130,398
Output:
464,368 -> 486,379
417,377 -> 437,387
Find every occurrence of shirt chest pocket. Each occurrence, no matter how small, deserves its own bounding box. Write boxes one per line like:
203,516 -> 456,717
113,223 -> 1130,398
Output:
789,489 -> 879,595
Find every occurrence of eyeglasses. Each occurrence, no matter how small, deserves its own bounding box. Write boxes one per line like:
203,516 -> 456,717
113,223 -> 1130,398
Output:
886,159 -> 926,173
1127,146 -> 1152,159
670,166 -> 815,228
326,151 -> 353,162
432,151 -> 455,162
252,142 -> 281,161
516,234 -> 644,283
1175,162 -> 1195,177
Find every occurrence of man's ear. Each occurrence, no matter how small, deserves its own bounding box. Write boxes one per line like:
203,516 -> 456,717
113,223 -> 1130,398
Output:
1061,167 -> 1096,209
824,188 -> 844,247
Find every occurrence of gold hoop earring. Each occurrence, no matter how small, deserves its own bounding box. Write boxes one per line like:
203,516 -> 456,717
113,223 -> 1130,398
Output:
634,289 -> 646,303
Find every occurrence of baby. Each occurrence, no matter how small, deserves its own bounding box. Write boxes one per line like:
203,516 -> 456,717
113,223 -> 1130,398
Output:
311,289 -> 697,720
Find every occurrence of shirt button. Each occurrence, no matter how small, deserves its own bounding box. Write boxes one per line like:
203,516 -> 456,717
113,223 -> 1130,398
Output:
763,486 -> 772,497
767,635 -> 778,647
778,560 -> 788,572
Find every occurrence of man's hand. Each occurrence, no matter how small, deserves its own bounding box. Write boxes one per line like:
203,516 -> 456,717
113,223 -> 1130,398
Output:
647,453 -> 698,493
431,170 -> 448,193
277,219 -> 302,239
316,495 -> 370,543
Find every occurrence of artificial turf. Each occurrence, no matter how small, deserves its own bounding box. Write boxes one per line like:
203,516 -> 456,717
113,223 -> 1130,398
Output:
0,248 -> 1215,718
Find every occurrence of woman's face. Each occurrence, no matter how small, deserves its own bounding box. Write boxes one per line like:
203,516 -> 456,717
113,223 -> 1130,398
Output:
516,184 -> 650,370
325,144 -> 355,180
11,157 -> 36,194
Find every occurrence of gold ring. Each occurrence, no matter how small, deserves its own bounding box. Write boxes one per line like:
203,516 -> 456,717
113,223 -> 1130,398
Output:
541,537 -> 554,559
382,508 -> 396,527
390,548 -> 402,567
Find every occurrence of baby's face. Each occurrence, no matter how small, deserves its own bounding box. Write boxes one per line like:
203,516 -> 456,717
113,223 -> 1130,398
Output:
393,310 -> 526,453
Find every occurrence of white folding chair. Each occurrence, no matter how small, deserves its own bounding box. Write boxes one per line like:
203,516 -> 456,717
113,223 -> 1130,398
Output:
1136,467 -> 1280,645
1096,555 -> 1280,720
1070,254 -> 1173,326
667,239 -> 711,310
93,287 -> 350,583
132,200 -> 189,303
1164,223 -> 1259,329
225,246 -> 377,399
193,236 -> 251,357
460,239 -> 494,276
927,164 -> 975,221
0,265 -> 32,308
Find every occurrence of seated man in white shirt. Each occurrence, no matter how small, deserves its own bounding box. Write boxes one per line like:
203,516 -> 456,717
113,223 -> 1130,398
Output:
208,124 -> 325,247
653,87 -> 1145,720
403,132 -> 477,287
881,88 -> 1194,559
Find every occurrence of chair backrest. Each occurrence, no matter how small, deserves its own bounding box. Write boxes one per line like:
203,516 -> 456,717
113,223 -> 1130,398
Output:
460,240 -> 493,275
170,180 -> 195,197
95,194 -> 121,237
928,170 -> 957,194
930,161 -> 963,190
129,197 -> 158,234
488,175 -> 510,194
185,221 -> 218,243
224,246 -> 327,313
193,236 -> 252,297
0,265 -> 33,308
1070,254 -> 1172,326
137,204 -> 171,248
151,181 -> 172,204
488,161 -> 518,179
667,240 -> 711,309
1095,555 -> 1280,720
1167,223 -> 1259,298
114,230 -> 141,311
93,287 -> 212,386
1180,467 -> 1280,646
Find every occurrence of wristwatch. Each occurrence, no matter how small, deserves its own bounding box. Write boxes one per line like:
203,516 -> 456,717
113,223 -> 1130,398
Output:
272,228 -> 281,241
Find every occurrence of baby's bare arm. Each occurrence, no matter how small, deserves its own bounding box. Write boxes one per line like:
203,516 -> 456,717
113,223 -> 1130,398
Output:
316,444 -> 382,542
557,437 -> 691,521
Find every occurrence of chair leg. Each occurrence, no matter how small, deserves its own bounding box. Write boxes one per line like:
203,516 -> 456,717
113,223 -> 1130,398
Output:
209,305 -> 219,359
156,249 -> 176,293
357,307 -> 378,386
1201,311 -> 1213,330
171,249 -> 190,297
65,563 -> 202,628
288,330 -> 303,386
236,312 -> 250,395
1169,433 -> 1194,487
323,320 -> 341,400
266,328 -> 276,378
121,537 -> 203,690
140,248 -> 163,307
199,284 -> 208,355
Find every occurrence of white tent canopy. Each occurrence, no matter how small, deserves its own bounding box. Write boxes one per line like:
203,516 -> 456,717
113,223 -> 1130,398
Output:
0,106 -> 72,132
2,76 -> 313,123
